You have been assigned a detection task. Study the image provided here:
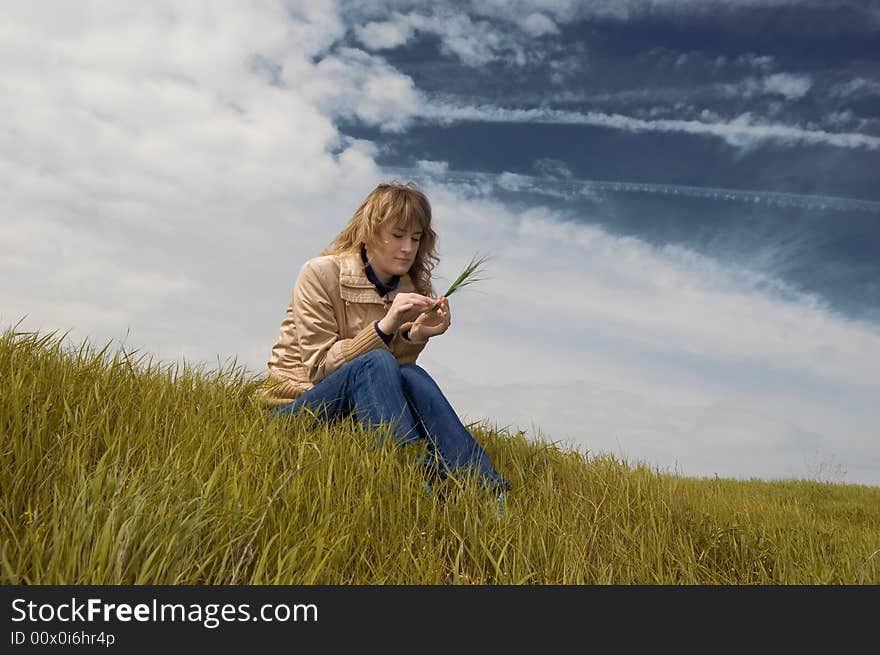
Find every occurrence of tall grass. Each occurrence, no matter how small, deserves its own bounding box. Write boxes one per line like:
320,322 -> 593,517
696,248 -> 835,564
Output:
2,324 -> 878,584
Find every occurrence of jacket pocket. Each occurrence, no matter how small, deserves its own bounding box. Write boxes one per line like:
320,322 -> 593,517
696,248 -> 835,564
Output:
341,299 -> 364,339
342,299 -> 384,339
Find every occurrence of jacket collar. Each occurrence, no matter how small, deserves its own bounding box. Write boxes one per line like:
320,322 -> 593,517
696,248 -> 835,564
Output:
361,244 -> 400,296
337,251 -> 416,304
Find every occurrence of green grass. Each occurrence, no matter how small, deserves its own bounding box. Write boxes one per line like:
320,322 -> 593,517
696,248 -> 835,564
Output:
424,252 -> 490,313
2,324 -> 879,584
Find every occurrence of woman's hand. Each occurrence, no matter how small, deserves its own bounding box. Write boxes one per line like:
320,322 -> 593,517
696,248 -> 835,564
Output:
378,292 -> 436,334
411,295 -> 451,340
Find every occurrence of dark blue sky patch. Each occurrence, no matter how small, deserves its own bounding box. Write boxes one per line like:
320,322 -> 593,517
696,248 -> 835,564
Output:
337,4 -> 880,326
343,121 -> 880,201
363,6 -> 880,130
577,8 -> 880,64
390,163 -> 880,324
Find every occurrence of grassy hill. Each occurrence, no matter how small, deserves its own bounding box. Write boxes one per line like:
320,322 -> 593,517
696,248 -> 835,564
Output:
2,324 -> 878,584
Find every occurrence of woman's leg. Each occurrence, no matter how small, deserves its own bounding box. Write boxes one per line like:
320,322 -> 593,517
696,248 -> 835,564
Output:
271,350 -> 422,445
400,363 -> 509,492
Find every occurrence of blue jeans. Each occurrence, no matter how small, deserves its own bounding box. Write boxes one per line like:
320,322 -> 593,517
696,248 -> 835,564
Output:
270,349 -> 509,492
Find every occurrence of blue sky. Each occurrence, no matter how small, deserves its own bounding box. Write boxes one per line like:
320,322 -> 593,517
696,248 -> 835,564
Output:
2,1 -> 879,486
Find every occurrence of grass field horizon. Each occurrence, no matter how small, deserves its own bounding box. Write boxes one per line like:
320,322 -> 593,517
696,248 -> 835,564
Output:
2,322 -> 878,584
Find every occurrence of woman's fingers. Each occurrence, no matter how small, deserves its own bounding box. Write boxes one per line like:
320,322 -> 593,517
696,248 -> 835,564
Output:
402,293 -> 433,308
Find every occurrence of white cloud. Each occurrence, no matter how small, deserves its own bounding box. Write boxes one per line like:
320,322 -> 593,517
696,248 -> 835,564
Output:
533,157 -> 573,179
824,109 -> 855,129
416,159 -> 449,175
542,72 -> 815,109
736,53 -> 776,70
427,12 -> 514,66
354,14 -> 416,49
354,5 -> 559,66
518,12 -> 560,37
497,171 -> 534,191
493,171 -> 574,200
304,47 -> 422,132
0,0 -> 391,367
761,72 -> 812,100
548,51 -> 587,84
830,77 -> 880,98
349,10 -> 509,66
347,4 -> 563,67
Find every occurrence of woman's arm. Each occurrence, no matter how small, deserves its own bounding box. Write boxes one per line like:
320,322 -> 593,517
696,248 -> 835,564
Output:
390,320 -> 428,365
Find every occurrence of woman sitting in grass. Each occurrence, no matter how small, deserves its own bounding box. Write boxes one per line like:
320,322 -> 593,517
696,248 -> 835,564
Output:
261,181 -> 509,495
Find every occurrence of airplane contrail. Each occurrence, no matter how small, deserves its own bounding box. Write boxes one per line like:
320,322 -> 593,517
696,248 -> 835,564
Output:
385,167 -> 880,214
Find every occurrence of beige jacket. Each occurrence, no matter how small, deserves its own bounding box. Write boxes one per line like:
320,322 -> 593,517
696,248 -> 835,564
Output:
260,251 -> 429,408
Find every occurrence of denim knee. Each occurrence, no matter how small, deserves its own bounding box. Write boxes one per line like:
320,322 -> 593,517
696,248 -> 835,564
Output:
356,348 -> 400,381
400,363 -> 427,377
400,364 -> 442,397
400,363 -> 433,384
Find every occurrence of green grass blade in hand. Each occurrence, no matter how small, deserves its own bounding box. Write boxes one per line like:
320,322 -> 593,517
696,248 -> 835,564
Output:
423,253 -> 491,313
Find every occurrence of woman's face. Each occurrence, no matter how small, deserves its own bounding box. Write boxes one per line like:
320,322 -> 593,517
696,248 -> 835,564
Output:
367,223 -> 422,282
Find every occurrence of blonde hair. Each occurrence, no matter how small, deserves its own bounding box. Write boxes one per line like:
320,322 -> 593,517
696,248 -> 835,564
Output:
322,181 -> 438,296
